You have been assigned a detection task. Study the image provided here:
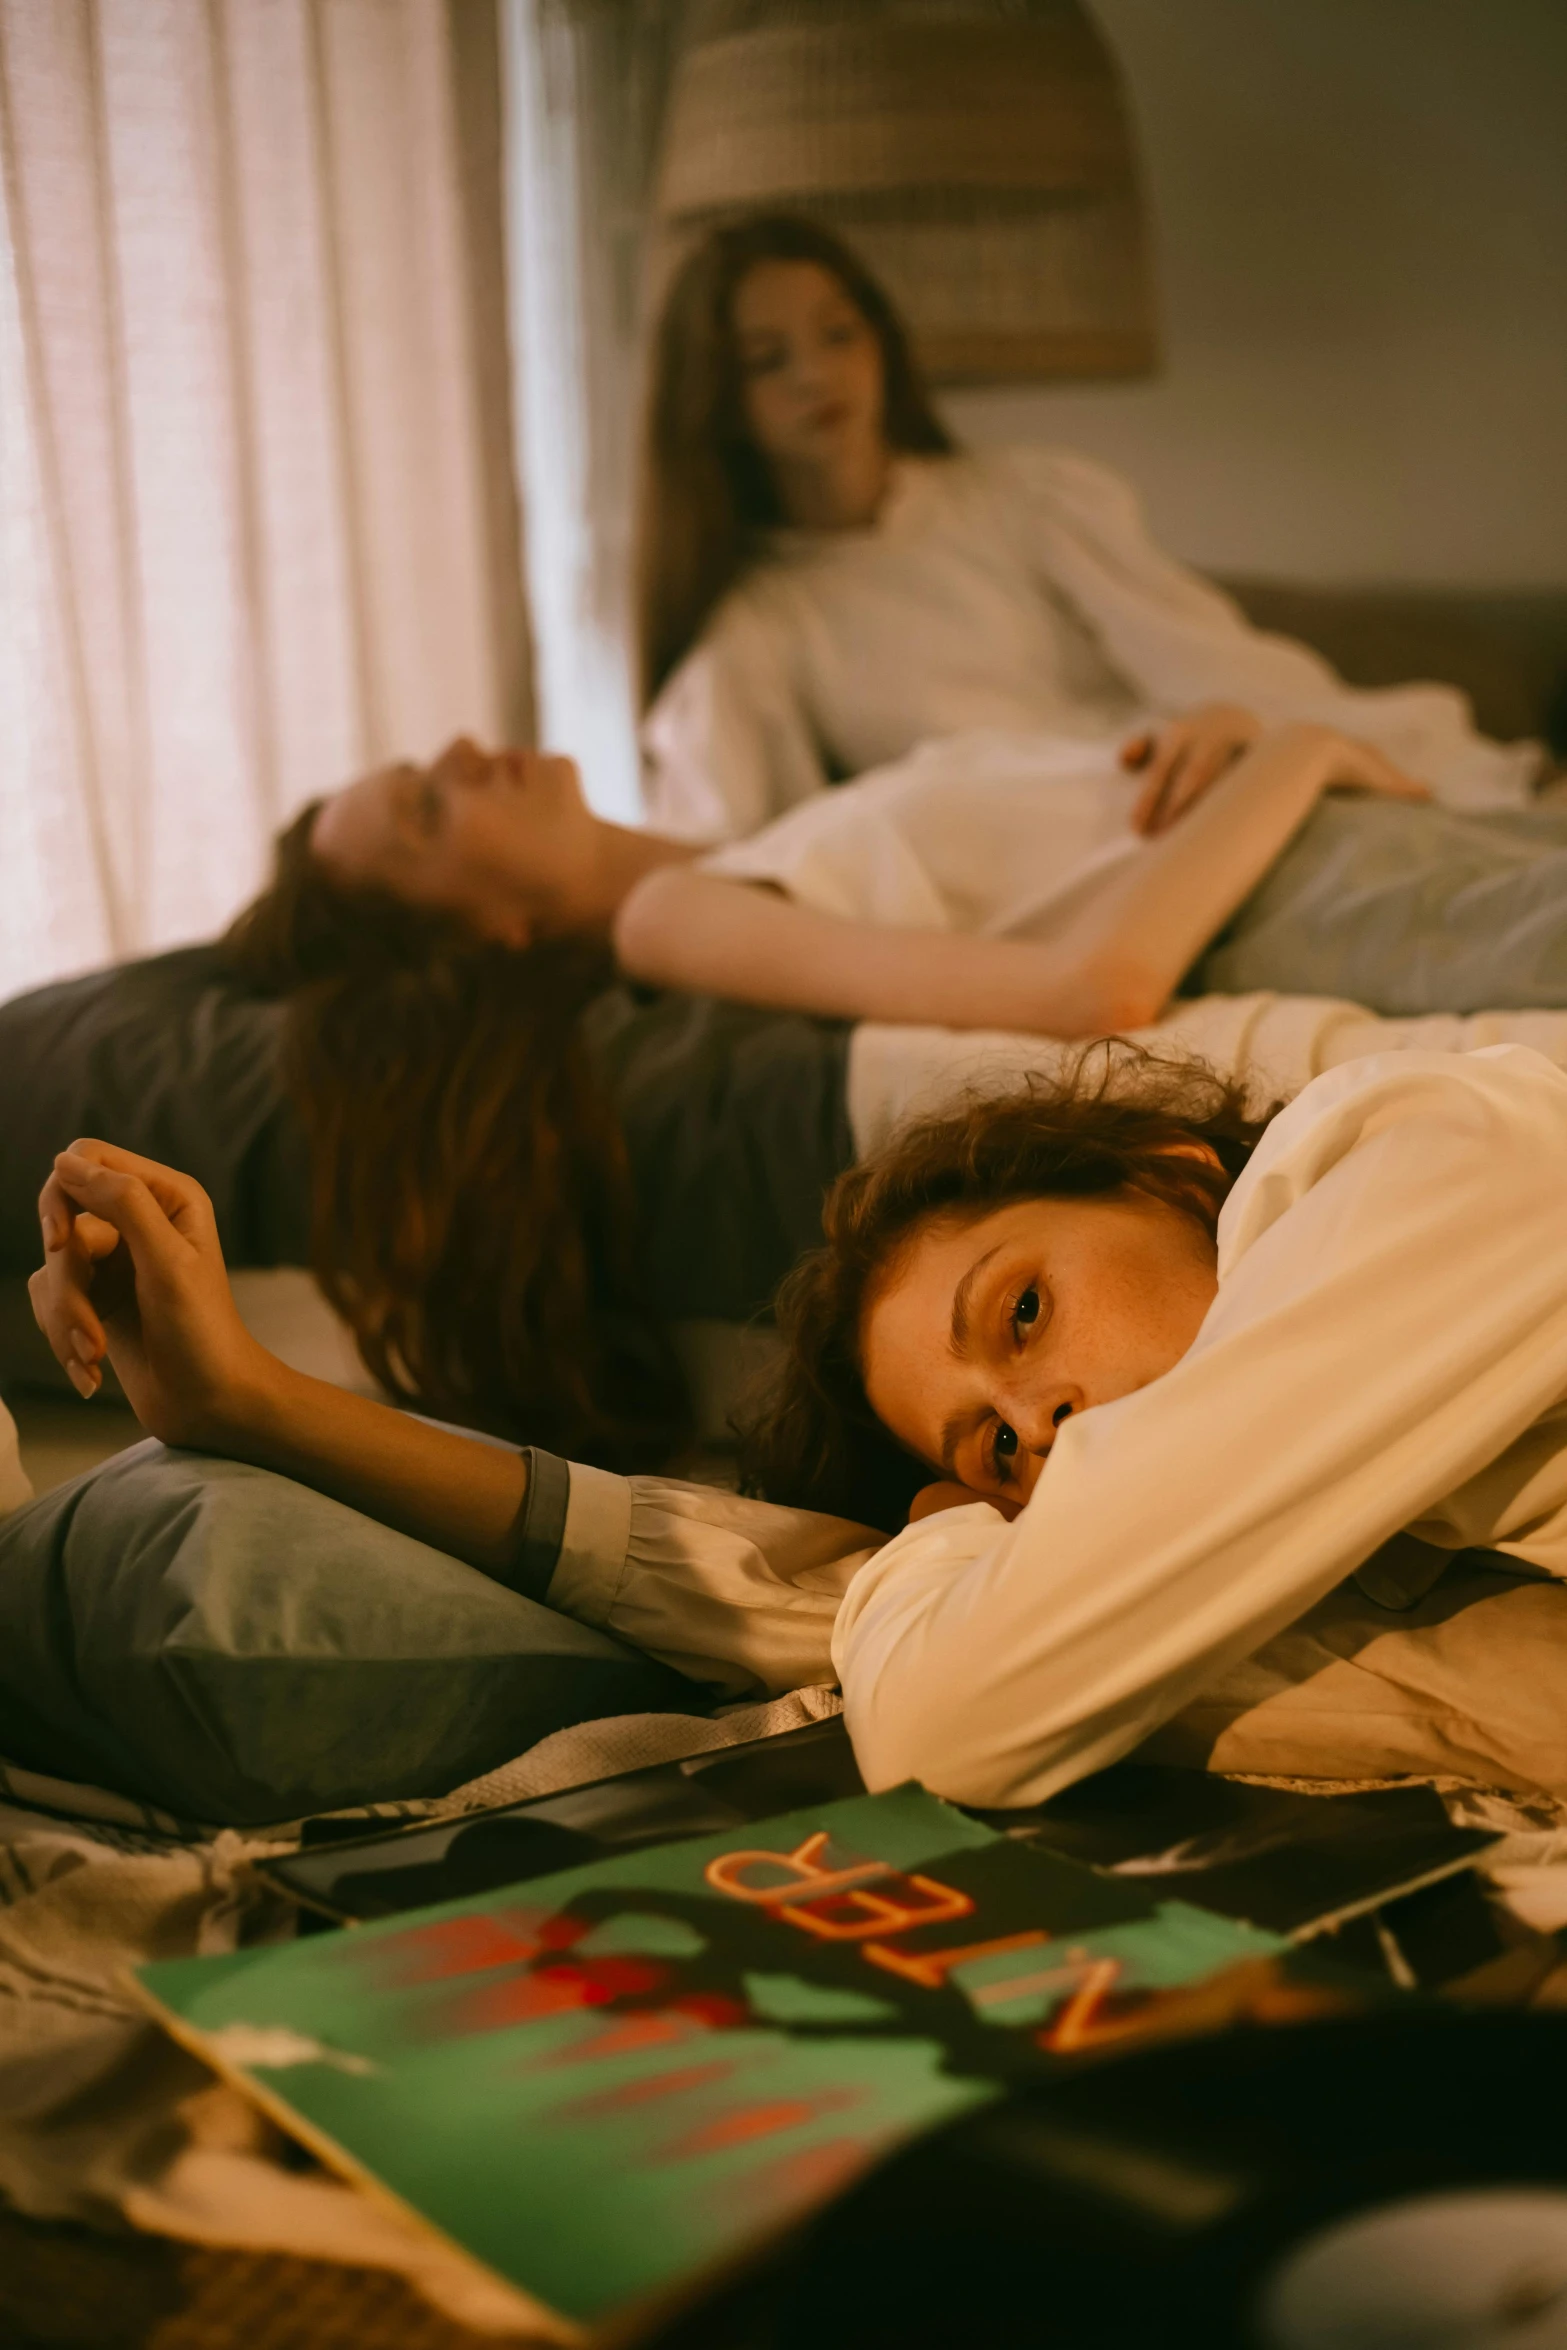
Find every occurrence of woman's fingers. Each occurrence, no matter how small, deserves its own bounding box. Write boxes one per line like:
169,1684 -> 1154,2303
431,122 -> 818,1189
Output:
51,1150 -> 204,1276
1154,737 -> 1240,829
1131,731 -> 1191,832
34,1163 -> 121,1388
28,1249 -> 107,1395
53,1139 -> 220,1251
1136,728 -> 1185,799
907,1480 -> 1023,1524
1324,740 -> 1432,801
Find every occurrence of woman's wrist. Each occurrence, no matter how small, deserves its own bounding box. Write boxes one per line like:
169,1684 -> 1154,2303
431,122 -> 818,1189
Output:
202,1343 -> 316,1467
1258,722 -> 1341,798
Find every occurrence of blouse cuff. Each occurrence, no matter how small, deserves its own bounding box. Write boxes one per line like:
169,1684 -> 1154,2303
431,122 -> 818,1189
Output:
544,1460 -> 635,1630
490,1445 -> 571,1603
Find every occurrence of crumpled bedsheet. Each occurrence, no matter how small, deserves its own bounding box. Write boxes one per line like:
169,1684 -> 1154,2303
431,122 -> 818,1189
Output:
3,1684 -> 1564,2337
0,1683 -> 844,2341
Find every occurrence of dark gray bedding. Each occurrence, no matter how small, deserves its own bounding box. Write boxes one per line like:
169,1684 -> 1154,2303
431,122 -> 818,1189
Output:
0,947 -> 312,1276
0,951 -> 853,1324
1195,796 -> 1567,1014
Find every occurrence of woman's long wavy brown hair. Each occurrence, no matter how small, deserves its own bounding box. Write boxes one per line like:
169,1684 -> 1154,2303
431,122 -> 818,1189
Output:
637,213 -> 955,704
738,1046 -> 1276,1531
225,806 -> 690,1468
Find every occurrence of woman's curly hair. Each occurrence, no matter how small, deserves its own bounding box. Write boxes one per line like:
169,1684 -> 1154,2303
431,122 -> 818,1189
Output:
225,805 -> 690,1468
737,1045 -> 1276,1530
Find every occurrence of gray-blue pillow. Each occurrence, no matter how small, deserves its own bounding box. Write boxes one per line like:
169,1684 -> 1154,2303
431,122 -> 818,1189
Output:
0,1441 -> 694,1825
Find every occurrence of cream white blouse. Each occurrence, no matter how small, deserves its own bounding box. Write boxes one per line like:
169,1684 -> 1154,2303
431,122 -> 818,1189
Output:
537,1048 -> 1567,1804
641,447 -> 1540,841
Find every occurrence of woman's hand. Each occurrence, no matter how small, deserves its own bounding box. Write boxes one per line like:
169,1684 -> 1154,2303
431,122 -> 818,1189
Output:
1308,729 -> 1431,803
1126,712 -> 1430,837
908,1480 -> 1024,1525
29,1141 -> 275,1450
1122,704 -> 1264,835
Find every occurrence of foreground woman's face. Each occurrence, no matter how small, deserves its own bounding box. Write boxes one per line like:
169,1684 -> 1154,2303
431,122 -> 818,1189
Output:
860,1191 -> 1220,1510
311,739 -> 593,945
733,260 -> 885,480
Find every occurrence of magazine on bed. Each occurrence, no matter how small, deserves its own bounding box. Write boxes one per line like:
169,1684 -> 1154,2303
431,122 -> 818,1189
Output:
136,1782 -> 1353,2336
261,1716 -> 1498,1947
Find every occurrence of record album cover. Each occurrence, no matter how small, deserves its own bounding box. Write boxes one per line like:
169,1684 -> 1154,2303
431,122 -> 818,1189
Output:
136,1784 -> 1298,2332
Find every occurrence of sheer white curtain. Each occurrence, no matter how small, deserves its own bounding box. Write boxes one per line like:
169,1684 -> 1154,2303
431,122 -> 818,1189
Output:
0,0 -> 530,999
502,0 -> 678,820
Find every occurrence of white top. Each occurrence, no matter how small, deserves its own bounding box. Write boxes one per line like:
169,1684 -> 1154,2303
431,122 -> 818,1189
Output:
700,729 -> 1144,944
642,446 -> 1540,841
834,1045 -> 1567,1804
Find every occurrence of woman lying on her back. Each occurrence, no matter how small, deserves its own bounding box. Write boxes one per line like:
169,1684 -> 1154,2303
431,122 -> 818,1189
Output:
26,1034 -> 1567,1805
617,717 -> 1567,1033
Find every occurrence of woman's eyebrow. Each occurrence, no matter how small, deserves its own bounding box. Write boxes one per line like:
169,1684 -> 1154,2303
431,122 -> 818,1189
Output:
949,1245 -> 1001,1355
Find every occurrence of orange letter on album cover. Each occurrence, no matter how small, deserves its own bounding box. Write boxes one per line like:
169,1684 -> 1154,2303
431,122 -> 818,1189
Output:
705,1832 -> 972,1942
1037,1957 -> 1124,2051
862,1928 -> 1051,1991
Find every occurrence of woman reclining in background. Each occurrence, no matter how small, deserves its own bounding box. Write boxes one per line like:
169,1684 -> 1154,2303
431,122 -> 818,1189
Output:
19,1037 -> 1567,1812
7,729 -> 1567,1478
638,214 -> 1542,843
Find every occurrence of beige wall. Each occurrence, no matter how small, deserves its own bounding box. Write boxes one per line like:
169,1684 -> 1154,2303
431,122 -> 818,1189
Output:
944,0 -> 1567,589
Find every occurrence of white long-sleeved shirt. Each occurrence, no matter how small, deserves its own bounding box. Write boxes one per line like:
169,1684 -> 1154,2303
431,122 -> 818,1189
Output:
641,447 -> 1540,842
833,1046 -> 1567,1803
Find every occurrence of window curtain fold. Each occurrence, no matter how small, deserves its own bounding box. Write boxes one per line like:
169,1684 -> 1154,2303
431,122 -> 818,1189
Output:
503,0 -> 680,819
0,0 -> 531,998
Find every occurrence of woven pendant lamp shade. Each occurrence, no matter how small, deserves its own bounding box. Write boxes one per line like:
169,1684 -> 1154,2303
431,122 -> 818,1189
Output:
651,0 -> 1158,382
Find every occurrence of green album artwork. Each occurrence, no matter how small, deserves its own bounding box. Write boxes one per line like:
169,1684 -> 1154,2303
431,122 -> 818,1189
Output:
135,1786 -> 1285,2328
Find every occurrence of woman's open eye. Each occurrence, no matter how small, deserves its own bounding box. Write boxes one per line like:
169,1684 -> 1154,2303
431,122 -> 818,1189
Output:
988,1422 -> 1019,1486
1011,1285 -> 1041,1338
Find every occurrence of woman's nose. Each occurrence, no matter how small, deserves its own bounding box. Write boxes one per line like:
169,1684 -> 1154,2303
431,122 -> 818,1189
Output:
440,734 -> 486,774
1010,1390 -> 1081,1456
790,342 -> 828,392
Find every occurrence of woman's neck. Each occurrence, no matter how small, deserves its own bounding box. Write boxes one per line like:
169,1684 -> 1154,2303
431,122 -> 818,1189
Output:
772,439 -> 891,533
570,819 -> 699,937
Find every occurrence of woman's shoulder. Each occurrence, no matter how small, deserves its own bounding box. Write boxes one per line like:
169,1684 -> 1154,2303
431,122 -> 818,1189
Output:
964,440 -> 1150,532
645,569 -> 798,722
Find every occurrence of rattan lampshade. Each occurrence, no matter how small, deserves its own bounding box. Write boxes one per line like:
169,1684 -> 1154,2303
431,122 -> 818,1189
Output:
651,0 -> 1158,382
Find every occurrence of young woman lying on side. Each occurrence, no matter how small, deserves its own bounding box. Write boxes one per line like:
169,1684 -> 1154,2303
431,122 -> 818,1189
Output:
26,1040 -> 1567,1804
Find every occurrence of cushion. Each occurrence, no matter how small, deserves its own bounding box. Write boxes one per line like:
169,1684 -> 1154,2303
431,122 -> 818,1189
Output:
0,1442 -> 694,1826
0,945 -> 312,1280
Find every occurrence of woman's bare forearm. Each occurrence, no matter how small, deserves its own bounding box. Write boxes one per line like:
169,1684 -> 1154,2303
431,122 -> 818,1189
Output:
219,1359 -> 529,1574
615,868 -> 1150,1035
1039,725 -> 1337,1022
616,730 -> 1336,1037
